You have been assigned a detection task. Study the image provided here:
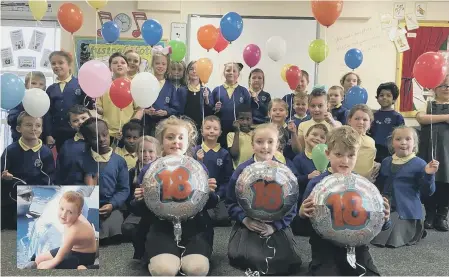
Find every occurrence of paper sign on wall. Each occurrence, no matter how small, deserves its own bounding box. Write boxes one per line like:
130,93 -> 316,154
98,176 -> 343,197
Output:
28,30 -> 46,52
394,33 -> 410,53
18,56 -> 36,69
40,49 -> 52,68
170,22 -> 187,43
405,13 -> 419,31
393,3 -> 406,19
380,14 -> 395,31
1,48 -> 14,67
415,2 -> 427,19
10,30 -> 25,50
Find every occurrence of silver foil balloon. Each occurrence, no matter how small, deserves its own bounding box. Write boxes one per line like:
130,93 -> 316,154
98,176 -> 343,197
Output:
236,160 -> 299,222
310,173 -> 385,247
142,155 -> 209,241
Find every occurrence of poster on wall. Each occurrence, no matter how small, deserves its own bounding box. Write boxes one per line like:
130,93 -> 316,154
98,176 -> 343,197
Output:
18,56 -> 36,69
28,30 -> 46,52
40,49 -> 52,68
74,37 -> 166,74
1,47 -> 14,67
10,30 -> 24,50
415,2 -> 427,19
393,3 -> 406,19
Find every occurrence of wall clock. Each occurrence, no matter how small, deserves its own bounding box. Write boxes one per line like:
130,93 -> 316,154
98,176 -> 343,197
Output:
114,13 -> 132,33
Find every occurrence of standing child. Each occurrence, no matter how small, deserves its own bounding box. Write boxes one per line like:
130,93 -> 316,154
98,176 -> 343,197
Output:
45,51 -> 93,152
131,116 -> 219,276
210,62 -> 251,148
124,49 -> 141,79
282,70 -> 309,118
300,126 -> 391,275
226,123 -> 302,275
328,85 -> 349,125
144,47 -> 179,136
340,72 -> 361,95
115,119 -> 143,170
96,52 -> 143,147
268,99 -> 291,162
227,104 -> 254,169
168,61 -> 186,89
8,71 -> 46,142
290,93 -> 311,128
56,105 -> 92,185
249,68 -> 271,124
416,74 -> 449,232
193,115 -> 234,226
372,126 -> 439,247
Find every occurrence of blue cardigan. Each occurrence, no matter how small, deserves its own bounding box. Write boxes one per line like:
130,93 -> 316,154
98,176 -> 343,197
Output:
376,156 -> 435,220
55,138 -> 87,185
251,90 -> 271,124
292,152 -> 326,192
145,80 -> 178,125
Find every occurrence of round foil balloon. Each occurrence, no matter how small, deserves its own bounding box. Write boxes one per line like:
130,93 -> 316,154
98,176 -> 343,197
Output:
310,173 -> 384,247
236,160 -> 299,222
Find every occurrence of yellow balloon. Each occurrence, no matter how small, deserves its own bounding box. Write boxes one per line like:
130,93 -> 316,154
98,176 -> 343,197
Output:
308,39 -> 329,63
29,0 -> 47,21
86,0 -> 108,9
281,64 -> 293,83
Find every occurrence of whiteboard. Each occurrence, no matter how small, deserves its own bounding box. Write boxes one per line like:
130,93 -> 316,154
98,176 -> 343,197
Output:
187,15 -> 318,99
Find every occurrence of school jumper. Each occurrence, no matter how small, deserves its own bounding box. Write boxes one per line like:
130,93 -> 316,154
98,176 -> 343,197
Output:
372,156 -> 435,247
131,161 -> 219,262
303,171 -> 391,276
45,76 -> 93,152
251,90 -> 271,124
331,104 -> 350,125
369,110 -> 405,162
226,157 -> 302,275
282,93 -> 296,119
291,113 -> 311,128
55,133 -> 86,185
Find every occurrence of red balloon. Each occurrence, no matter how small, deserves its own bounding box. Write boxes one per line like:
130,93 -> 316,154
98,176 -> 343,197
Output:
214,28 -> 229,53
286,65 -> 302,90
413,52 -> 448,89
311,0 -> 343,27
57,3 -> 83,34
110,78 -> 132,109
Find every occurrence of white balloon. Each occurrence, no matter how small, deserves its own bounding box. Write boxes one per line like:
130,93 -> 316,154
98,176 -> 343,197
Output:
131,72 -> 161,108
22,88 -> 50,118
266,36 -> 287,62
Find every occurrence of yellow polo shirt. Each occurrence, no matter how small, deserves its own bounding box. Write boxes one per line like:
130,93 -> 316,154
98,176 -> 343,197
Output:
57,75 -> 72,92
297,119 -> 333,137
354,134 -> 376,178
227,131 -> 253,169
18,138 -> 43,152
115,147 -> 137,170
224,83 -> 238,98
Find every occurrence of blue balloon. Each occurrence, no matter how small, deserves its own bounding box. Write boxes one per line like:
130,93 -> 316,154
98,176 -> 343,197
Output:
1,73 -> 25,110
141,19 -> 163,46
101,21 -> 120,43
343,86 -> 368,110
345,48 -> 363,70
220,12 -> 243,42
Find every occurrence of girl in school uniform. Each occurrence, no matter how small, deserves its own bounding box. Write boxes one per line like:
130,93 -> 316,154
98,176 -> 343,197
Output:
340,72 -> 362,108
416,74 -> 449,232
77,118 -> 130,242
372,126 -> 439,248
144,47 -> 179,136
124,49 -> 141,79
131,116 -> 219,276
45,51 -> 93,152
210,62 -> 251,148
268,99 -> 293,162
249,68 -> 271,125
168,61 -> 186,89
226,123 -> 302,275
282,70 -> 309,118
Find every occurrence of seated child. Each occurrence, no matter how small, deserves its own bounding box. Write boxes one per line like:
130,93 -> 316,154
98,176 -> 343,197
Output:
131,116 -> 219,276
372,126 -> 438,248
300,126 -> 391,276
193,115 -> 234,226
115,119 -> 142,170
328,85 -> 349,125
122,136 -> 160,260
34,191 -> 97,269
227,104 -> 254,169
56,105 -> 91,185
226,123 -> 302,275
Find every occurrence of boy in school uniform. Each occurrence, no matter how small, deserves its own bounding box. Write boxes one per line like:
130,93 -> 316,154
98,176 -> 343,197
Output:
290,93 -> 311,127
369,82 -> 405,163
193,115 -> 234,226
227,104 -> 254,169
114,119 -> 142,170
328,85 -> 350,125
56,105 -> 91,185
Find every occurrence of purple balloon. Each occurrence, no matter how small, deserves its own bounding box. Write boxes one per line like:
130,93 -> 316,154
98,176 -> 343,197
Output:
78,60 -> 112,98
243,44 -> 261,68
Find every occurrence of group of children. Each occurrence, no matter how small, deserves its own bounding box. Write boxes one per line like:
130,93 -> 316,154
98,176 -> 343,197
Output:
1,45 -> 448,274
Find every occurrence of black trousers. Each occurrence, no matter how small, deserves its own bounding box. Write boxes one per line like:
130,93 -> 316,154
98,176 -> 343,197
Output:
424,181 -> 449,214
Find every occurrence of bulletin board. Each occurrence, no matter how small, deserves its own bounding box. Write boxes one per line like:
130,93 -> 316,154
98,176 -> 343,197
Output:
73,36 -> 167,74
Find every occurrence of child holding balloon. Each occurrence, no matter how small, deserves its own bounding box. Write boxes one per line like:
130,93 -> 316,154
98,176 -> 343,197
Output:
226,123 -> 302,275
132,116 -> 219,276
210,62 -> 251,148
372,126 -> 439,248
249,68 -> 271,125
282,70 -> 309,118
300,126 -> 391,276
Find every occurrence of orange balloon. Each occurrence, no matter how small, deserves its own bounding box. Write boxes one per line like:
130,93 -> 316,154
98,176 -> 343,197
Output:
197,25 -> 219,51
311,0 -> 343,27
197,58 -> 213,84
58,3 -> 83,34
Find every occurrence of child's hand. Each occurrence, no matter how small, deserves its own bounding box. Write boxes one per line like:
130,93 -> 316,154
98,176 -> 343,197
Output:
382,197 -> 390,222
308,170 -> 321,180
145,107 -> 156,116
299,194 -> 315,218
369,162 -> 381,183
203,88 -> 210,104
242,217 -> 267,233
208,178 -> 217,192
261,224 -> 275,237
156,110 -> 168,117
287,121 -> 297,133
196,149 -> 205,161
46,136 -> 55,147
215,101 -> 222,112
324,112 -> 335,124
84,174 -> 98,186
232,120 -> 240,132
99,204 -> 113,216
425,159 -> 439,174
116,131 -> 123,141
134,185 -> 144,201
1,170 -> 13,181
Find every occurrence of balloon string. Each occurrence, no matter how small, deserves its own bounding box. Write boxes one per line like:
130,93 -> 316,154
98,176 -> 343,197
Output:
96,104 -> 100,186
356,262 -> 367,277
141,115 -> 145,165
245,235 -> 276,276
429,93 -> 436,160
71,34 -> 80,73
176,240 -> 186,276
95,9 -> 98,60
290,92 -> 293,121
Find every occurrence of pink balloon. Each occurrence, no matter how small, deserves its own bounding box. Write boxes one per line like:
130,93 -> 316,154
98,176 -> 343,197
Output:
243,44 -> 261,68
78,60 -> 112,98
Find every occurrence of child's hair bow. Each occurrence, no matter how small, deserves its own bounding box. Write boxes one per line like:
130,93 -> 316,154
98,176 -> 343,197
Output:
152,45 -> 172,55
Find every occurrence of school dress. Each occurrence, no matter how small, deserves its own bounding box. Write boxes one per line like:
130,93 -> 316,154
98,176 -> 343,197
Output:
226,157 -> 302,275
132,161 -> 219,262
372,156 -> 435,247
331,104 -> 349,125
55,133 -> 86,185
251,90 -> 271,124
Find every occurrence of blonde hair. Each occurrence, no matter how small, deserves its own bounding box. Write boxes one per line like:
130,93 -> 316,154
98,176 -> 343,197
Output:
328,85 -> 345,98
327,126 -> 361,152
293,93 -> 308,103
137,136 -> 161,157
348,104 -> 374,122
268,98 -> 288,112
124,49 -> 141,64
151,52 -> 170,79
61,191 -> 84,215
252,123 -> 282,144
155,116 -> 198,157
306,123 -> 329,137
389,126 -> 419,154
25,71 -> 46,90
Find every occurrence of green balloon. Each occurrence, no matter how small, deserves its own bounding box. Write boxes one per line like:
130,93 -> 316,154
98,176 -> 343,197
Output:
169,40 -> 187,62
312,143 -> 329,173
308,39 -> 329,63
